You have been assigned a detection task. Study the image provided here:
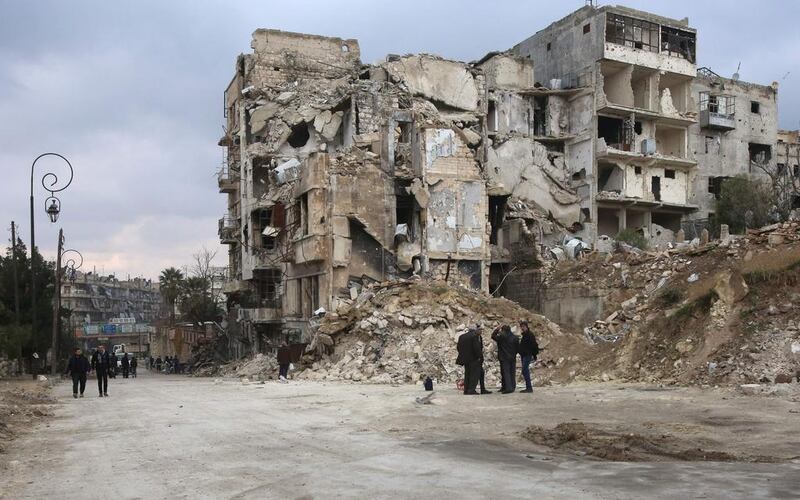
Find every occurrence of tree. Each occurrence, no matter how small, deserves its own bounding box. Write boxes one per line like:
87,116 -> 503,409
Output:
158,267 -> 184,323
178,276 -> 221,326
715,176 -> 776,234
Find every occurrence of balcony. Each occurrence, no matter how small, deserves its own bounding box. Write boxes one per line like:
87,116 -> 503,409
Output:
217,166 -> 239,193
293,234 -> 327,264
218,216 -> 239,245
699,92 -> 736,131
238,306 -> 281,323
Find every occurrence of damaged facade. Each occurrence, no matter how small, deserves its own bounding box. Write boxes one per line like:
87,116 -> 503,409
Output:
218,6 -> 794,351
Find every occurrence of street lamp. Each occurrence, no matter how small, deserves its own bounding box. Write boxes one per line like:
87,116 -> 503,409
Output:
51,245 -> 83,375
30,153 -> 74,375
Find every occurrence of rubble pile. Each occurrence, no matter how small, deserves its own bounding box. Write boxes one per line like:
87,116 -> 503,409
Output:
0,356 -> 16,379
296,279 -> 589,385
549,222 -> 800,386
188,336 -> 230,377
219,353 -> 279,381
0,386 -> 55,454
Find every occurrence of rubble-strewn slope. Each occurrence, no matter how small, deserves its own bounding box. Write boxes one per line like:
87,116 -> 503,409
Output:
296,279 -> 590,386
552,222 -> 800,387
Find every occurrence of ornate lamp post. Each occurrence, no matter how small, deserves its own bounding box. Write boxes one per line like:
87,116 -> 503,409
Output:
51,245 -> 83,376
30,153 -> 74,374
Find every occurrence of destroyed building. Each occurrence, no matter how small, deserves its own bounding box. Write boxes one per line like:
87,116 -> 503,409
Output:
217,6 -> 794,354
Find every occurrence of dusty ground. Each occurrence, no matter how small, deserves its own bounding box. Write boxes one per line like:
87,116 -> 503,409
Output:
1,373 -> 799,499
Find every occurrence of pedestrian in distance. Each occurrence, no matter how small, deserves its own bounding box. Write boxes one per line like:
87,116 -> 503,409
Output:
518,321 -> 540,393
121,352 -> 130,379
491,325 -> 519,394
156,356 -> 162,373
149,356 -> 154,371
130,356 -> 138,378
91,345 -> 111,397
65,348 -> 90,398
456,327 -> 483,395
277,343 -> 291,383
476,329 -> 492,394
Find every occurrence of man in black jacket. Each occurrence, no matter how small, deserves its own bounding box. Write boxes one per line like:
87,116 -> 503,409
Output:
456,328 -> 482,395
121,353 -> 130,378
492,325 -> 519,394
518,321 -> 540,393
91,345 -> 111,397
65,348 -> 90,398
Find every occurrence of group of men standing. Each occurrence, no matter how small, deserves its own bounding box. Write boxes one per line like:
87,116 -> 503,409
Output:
456,321 -> 539,395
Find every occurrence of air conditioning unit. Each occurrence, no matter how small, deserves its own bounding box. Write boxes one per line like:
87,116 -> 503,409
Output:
641,138 -> 656,155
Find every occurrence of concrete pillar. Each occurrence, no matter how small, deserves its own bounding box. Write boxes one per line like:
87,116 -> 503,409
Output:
700,228 -> 710,245
618,208 -> 627,231
676,228 -> 685,243
720,224 -> 730,241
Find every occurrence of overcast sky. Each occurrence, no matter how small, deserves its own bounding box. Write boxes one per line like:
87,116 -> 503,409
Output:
1,0 -> 799,280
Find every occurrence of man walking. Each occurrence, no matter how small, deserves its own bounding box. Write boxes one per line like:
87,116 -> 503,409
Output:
456,327 -> 482,395
130,356 -> 138,378
91,345 -> 111,397
518,321 -> 539,393
491,325 -> 519,394
277,344 -> 291,383
121,353 -> 130,379
65,348 -> 90,398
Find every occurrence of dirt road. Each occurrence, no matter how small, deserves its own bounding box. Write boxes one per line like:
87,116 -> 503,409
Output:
1,373 -> 798,499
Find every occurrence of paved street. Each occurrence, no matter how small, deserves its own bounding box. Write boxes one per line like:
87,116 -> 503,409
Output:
1,373 -> 798,499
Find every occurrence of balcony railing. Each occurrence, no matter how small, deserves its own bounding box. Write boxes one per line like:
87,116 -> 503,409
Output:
217,166 -> 239,193
218,216 -> 239,244
699,92 -> 736,130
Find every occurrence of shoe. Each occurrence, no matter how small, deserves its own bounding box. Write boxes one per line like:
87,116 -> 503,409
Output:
520,388 -> 533,393
73,394 -> 78,399
99,394 -> 103,397
501,390 -> 514,394
104,393 -> 109,397
480,389 -> 493,394
79,394 -> 84,398
463,391 -> 479,395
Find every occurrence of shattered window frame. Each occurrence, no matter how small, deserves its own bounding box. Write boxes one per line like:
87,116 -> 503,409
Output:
605,13 -> 659,53
661,26 -> 696,63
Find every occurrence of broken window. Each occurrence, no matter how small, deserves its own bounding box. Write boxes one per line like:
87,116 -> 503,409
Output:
661,26 -> 696,62
651,176 -> 661,201
749,143 -> 772,167
751,101 -> 761,114
299,193 -> 310,236
664,169 -> 676,179
583,23 -> 591,34
699,92 -> 735,116
704,136 -> 714,154
398,121 -> 412,143
488,196 -> 508,245
254,208 -> 276,250
606,13 -> 659,52
395,184 -> 418,242
288,122 -> 310,148
598,116 -> 633,150
634,166 -> 642,175
598,162 -> 623,193
546,42 -> 551,51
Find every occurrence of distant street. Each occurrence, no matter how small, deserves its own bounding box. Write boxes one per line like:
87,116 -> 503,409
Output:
1,374 -> 798,499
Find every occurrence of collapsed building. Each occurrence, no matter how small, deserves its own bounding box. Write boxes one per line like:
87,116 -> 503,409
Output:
217,5 -> 795,353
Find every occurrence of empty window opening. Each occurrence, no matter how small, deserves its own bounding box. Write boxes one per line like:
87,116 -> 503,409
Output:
748,143 -> 772,167
626,210 -> 646,230
794,165 -> 800,178
533,96 -> 547,136
398,121 -> 412,143
288,122 -> 310,148
631,67 -> 654,110
777,163 -> 787,175
254,208 -> 276,250
661,26 -> 696,62
598,116 -> 633,150
572,168 -> 587,181
751,101 -> 761,114
659,74 -> 690,114
652,212 -> 682,232
341,44 -> 349,53
487,100 -> 498,133
546,42 -> 552,51
708,176 -> 728,200
488,196 -> 508,245
395,185 -> 417,242
634,121 -> 643,135
664,169 -> 676,179
299,193 -> 310,236
606,13 -> 658,52
792,195 -> 800,209
598,162 -> 624,193
597,207 -> 621,237
583,23 -> 591,34
704,135 -> 714,154
651,176 -> 661,201
581,207 -> 592,222
634,166 -> 642,175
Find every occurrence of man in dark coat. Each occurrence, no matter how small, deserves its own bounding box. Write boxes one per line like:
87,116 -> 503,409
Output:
475,329 -> 492,394
277,344 -> 291,382
456,328 -> 482,395
518,321 -> 540,393
121,353 -> 130,378
130,356 -> 138,378
65,348 -> 90,398
492,325 -> 519,394
91,345 -> 111,397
